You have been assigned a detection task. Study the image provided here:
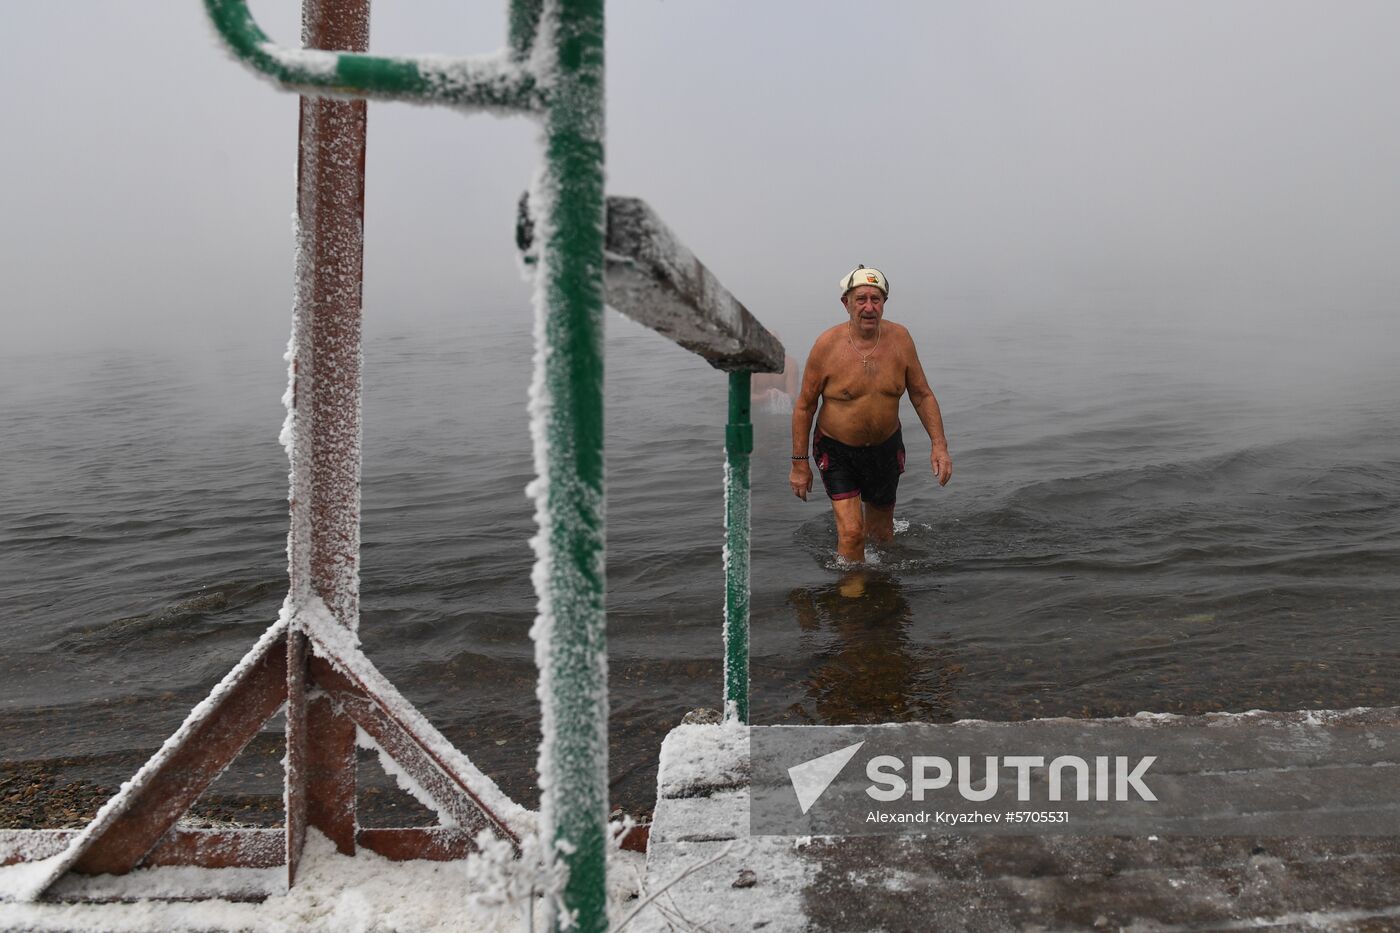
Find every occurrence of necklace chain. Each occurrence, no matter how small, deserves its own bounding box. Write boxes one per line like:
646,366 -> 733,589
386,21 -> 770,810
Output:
847,322 -> 881,372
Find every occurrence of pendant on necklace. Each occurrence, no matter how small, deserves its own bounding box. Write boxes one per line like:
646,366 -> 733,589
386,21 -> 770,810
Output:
848,323 -> 880,375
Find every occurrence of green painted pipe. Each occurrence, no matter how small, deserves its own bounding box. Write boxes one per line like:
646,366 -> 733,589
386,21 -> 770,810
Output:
204,0 -> 544,112
509,0 -> 544,61
724,371 -> 752,724
533,1 -> 609,929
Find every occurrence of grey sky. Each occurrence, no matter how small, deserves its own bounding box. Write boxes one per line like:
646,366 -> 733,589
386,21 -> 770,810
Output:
3,1 -> 1399,357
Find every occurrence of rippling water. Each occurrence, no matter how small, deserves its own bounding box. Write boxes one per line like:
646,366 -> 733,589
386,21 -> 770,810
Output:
2,312 -> 1397,815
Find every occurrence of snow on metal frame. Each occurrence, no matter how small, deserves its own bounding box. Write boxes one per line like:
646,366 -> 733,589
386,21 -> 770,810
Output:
5,616 -> 291,903
518,194 -> 787,373
204,0 -> 545,116
0,0 -> 549,908
289,96 -> 367,628
522,2 -> 614,927
293,599 -> 533,839
208,4 -> 777,929
603,197 -> 784,373
721,454 -> 751,724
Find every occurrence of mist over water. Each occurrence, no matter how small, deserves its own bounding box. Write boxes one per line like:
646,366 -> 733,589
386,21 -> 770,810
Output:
1,309 -> 1396,814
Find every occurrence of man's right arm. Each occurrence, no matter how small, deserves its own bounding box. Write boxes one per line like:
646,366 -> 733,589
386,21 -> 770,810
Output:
789,339 -> 825,501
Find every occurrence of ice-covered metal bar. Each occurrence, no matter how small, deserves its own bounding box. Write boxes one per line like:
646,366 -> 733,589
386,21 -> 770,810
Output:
724,372 -> 753,723
604,197 -> 783,372
204,0 -> 544,112
526,1 -> 610,929
281,0 -> 370,881
522,193 -> 778,728
519,195 -> 786,373
508,0 -> 544,61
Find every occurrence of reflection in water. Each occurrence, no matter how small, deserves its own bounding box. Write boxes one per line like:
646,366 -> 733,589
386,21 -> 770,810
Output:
786,570 -> 960,724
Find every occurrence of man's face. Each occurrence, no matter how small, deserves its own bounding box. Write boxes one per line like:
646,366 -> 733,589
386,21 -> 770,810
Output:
842,285 -> 886,335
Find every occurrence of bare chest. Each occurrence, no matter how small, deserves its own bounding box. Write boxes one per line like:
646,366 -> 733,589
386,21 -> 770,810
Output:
822,351 -> 905,402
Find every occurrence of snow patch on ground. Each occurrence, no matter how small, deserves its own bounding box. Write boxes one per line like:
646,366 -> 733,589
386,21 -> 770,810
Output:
1,830 -> 647,931
2,831 -> 504,931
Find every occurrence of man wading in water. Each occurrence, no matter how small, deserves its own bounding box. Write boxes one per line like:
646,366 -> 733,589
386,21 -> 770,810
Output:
790,265 -> 953,563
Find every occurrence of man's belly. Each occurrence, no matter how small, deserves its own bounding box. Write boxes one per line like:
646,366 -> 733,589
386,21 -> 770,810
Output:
816,398 -> 901,447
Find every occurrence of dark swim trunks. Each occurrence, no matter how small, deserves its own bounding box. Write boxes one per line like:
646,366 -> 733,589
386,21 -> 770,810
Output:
813,427 -> 905,507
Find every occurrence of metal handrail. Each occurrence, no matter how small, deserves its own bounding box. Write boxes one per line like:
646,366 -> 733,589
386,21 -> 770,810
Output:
204,0 -> 544,112
519,192 -> 779,723
724,372 -> 754,723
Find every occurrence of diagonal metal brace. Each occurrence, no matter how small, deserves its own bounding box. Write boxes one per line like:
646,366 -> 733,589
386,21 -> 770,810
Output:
21,619 -> 290,901
294,604 -> 524,852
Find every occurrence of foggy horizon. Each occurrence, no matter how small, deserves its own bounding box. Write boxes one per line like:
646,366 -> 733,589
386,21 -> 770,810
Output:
3,2 -> 1399,366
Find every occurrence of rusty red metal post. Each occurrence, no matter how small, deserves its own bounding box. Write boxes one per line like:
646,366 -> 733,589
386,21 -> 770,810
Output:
284,0 -> 370,881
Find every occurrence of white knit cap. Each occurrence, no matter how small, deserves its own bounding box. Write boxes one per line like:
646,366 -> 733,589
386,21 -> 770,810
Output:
840,265 -> 888,297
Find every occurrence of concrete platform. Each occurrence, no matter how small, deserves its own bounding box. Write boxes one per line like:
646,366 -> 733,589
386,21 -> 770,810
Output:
632,710 -> 1400,932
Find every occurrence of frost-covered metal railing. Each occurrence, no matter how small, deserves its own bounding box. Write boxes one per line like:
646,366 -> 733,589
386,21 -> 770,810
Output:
518,193 -> 783,729
208,2 -> 783,929
206,0 -> 546,110
1,2 -> 780,930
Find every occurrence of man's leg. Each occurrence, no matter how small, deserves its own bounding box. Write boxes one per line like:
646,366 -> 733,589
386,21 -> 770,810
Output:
831,496 -> 866,563
861,431 -> 903,545
865,501 -> 896,544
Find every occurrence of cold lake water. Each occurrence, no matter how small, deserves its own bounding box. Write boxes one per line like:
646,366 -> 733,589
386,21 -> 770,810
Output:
2,310 -> 1397,820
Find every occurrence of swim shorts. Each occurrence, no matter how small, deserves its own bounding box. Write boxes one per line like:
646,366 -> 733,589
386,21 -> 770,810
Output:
813,427 -> 905,507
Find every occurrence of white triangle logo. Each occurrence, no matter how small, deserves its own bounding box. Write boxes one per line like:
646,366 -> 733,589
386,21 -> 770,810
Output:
788,741 -> 865,815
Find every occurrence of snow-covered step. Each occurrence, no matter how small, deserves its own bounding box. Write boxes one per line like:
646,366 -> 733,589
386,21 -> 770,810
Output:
627,723 -> 814,932
631,711 -> 1400,932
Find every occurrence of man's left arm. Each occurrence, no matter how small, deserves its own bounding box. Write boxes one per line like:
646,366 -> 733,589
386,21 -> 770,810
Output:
904,338 -> 952,486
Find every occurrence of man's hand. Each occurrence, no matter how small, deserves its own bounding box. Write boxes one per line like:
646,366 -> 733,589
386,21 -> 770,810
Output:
790,460 -> 813,500
931,448 -> 952,486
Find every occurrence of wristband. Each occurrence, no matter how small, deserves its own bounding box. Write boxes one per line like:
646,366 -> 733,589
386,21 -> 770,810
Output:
791,455 -> 808,460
